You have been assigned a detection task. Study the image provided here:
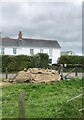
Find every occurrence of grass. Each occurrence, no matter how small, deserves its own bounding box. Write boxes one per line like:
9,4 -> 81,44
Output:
2,78 -> 83,118
0,78 -> 5,81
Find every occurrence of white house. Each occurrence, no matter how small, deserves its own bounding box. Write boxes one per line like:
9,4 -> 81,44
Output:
0,31 -> 61,64
61,51 -> 75,56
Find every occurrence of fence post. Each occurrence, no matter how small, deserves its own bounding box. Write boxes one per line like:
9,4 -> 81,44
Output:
75,66 -> 78,77
19,90 -> 25,119
6,68 -> 8,79
60,64 -> 63,80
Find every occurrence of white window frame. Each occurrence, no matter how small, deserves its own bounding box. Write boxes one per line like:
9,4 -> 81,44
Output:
40,49 -> 43,53
13,48 -> 17,54
30,49 -> 34,55
1,48 -> 5,54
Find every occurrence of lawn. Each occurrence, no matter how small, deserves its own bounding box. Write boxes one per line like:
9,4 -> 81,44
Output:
2,78 -> 83,118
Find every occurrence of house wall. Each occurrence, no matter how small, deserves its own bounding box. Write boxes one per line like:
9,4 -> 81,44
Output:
0,47 -> 60,64
53,49 -> 60,63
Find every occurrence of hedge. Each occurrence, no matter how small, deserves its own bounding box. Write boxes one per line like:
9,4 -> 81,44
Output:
57,55 -> 84,72
1,53 -> 49,72
57,55 -> 84,65
1,54 -> 84,72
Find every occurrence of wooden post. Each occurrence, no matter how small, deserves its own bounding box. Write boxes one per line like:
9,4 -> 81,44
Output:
6,68 -> 8,79
58,64 -> 61,74
60,64 -> 63,80
19,90 -> 25,119
75,66 -> 78,77
64,68 -> 75,79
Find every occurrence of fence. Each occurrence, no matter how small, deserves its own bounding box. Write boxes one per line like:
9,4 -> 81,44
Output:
67,93 -> 84,120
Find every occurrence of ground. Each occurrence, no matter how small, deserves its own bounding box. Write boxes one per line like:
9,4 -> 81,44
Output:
1,78 -> 83,118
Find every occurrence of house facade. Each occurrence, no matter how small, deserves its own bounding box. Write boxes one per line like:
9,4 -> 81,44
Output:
0,31 -> 61,64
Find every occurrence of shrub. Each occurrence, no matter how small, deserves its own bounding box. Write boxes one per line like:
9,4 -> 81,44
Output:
1,53 -> 49,72
57,55 -> 84,65
57,55 -> 84,72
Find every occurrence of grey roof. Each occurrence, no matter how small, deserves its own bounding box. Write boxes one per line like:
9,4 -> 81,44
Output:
0,37 -> 61,48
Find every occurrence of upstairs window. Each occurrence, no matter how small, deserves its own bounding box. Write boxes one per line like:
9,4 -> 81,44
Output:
1,48 -> 4,54
40,49 -> 43,53
30,49 -> 34,55
49,49 -> 52,57
13,48 -> 17,54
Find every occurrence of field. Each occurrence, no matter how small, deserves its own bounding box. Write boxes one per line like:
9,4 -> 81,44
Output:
2,78 -> 83,118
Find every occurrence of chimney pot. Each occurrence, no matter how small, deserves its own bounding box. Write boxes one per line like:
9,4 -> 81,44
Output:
18,31 -> 22,40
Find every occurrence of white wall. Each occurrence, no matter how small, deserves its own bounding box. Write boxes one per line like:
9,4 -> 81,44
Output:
52,49 -> 60,63
0,47 -> 60,64
5,48 -> 15,55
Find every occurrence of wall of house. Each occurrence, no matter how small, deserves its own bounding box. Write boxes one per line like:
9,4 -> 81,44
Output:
0,47 -> 60,64
52,49 -> 60,63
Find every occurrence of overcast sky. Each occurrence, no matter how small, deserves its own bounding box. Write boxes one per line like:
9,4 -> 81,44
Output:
0,0 -> 83,55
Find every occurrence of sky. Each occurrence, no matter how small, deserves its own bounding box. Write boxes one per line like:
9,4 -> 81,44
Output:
0,0 -> 83,55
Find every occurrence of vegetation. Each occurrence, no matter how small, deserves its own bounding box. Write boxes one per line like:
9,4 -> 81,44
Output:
57,55 -> 84,64
1,54 -> 84,73
2,78 -> 83,118
57,55 -> 84,72
1,53 -> 49,72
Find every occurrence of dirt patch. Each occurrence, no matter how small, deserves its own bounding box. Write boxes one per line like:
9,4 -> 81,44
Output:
0,81 -> 12,86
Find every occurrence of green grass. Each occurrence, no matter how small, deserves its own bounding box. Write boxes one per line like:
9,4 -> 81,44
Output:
2,78 -> 83,118
0,78 -> 5,81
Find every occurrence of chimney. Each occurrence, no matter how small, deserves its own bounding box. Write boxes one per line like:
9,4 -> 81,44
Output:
18,31 -> 22,40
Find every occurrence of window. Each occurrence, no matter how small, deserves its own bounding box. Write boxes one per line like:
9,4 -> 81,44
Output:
30,49 -> 34,55
1,48 -> 4,54
40,49 -> 43,53
49,49 -> 52,57
49,59 -> 52,64
13,48 -> 17,54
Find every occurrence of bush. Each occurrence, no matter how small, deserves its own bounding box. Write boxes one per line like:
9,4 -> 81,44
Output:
57,55 -> 83,64
57,55 -> 84,72
1,53 -> 49,72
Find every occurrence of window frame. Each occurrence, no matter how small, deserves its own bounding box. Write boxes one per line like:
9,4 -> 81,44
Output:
13,48 -> 17,54
40,49 -> 43,53
1,48 -> 5,54
30,49 -> 34,55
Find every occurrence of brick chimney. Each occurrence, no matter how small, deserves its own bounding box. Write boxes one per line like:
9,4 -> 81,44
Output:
18,31 -> 22,40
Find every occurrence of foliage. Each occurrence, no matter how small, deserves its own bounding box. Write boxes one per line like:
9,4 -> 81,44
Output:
36,53 -> 49,68
1,53 -> 49,72
2,78 -> 82,118
57,55 -> 84,64
57,55 -> 84,72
